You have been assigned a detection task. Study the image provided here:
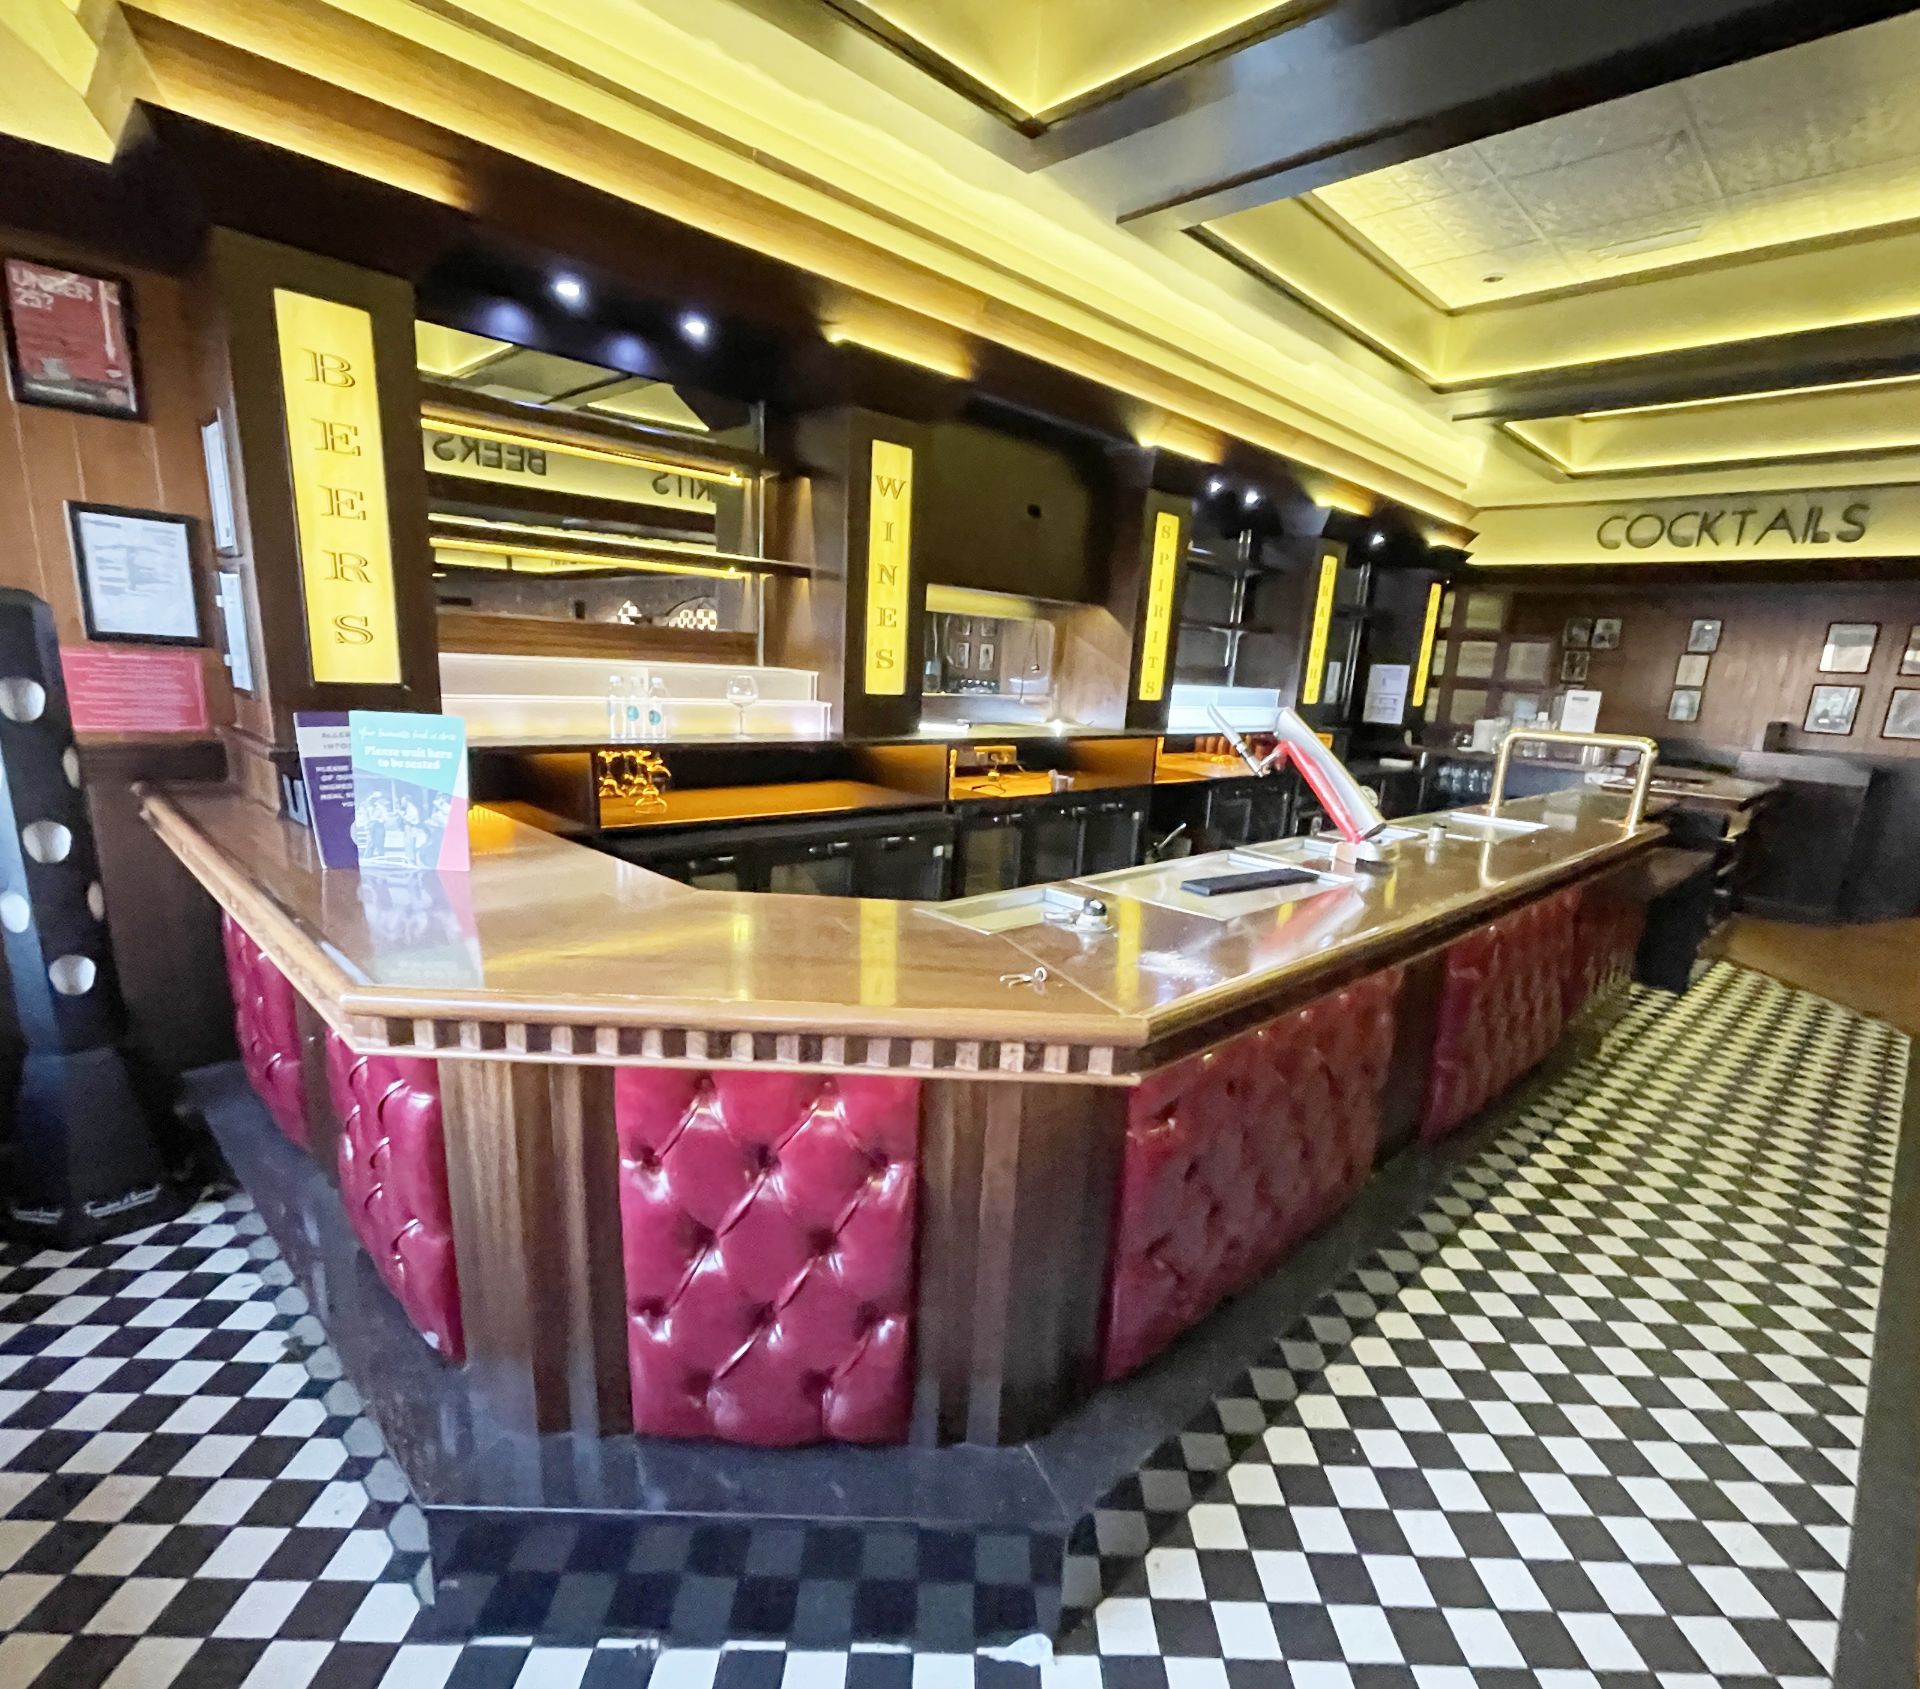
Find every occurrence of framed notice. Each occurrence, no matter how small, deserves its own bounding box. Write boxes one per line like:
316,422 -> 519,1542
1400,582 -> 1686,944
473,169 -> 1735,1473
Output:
1804,684 -> 1861,736
1819,621 -> 1879,674
1885,690 -> 1920,741
67,502 -> 202,645
1902,625 -> 1920,675
3,257 -> 142,419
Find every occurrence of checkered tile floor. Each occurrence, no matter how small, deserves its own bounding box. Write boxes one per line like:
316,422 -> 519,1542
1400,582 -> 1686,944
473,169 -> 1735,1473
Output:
0,962 -> 1909,1687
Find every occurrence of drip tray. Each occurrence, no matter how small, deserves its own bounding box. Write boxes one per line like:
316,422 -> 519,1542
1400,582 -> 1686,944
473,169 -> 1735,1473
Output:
1082,850 -> 1354,922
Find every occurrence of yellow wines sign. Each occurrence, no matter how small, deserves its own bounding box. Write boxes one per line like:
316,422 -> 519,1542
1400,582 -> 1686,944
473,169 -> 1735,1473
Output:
1301,545 -> 1340,706
864,440 -> 913,695
1137,510 -> 1182,702
275,290 -> 400,684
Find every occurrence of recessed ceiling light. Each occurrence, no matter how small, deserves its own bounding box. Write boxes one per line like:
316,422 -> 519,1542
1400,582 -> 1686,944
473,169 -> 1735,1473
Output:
1369,530 -> 1387,549
1482,272 -> 1505,284
1206,477 -> 1226,495
677,310 -> 713,346
550,274 -> 587,308
1242,488 -> 1261,507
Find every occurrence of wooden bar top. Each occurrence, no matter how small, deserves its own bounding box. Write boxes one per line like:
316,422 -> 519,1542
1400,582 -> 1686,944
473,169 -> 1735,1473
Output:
143,783 -> 1659,1080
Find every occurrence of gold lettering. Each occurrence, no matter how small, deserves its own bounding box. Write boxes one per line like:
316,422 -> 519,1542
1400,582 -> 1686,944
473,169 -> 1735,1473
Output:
302,348 -> 356,387
320,486 -> 367,520
323,550 -> 374,584
332,613 -> 375,644
311,419 -> 362,455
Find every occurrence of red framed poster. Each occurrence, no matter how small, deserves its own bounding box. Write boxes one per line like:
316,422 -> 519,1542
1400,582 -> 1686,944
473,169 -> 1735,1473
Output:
2,257 -> 142,420
60,646 -> 208,735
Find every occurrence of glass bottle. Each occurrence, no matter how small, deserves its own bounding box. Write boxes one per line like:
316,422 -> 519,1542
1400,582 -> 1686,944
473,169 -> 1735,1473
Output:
606,672 -> 630,741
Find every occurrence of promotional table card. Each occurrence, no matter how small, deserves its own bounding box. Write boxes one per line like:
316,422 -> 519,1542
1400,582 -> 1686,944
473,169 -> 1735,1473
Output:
348,711 -> 470,873
294,711 -> 357,869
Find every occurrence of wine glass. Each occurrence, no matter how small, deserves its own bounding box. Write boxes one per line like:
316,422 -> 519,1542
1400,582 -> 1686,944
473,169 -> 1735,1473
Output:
725,673 -> 759,737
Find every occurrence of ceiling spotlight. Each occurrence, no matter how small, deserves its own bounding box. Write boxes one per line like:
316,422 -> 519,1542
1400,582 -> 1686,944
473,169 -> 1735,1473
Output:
677,310 -> 713,346
550,274 -> 587,308
1206,477 -> 1226,496
1369,529 -> 1387,549
1242,488 -> 1261,508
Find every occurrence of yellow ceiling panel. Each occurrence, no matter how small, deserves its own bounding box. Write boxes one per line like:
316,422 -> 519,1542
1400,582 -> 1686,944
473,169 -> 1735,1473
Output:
1510,376 -> 1920,477
850,0 -> 1302,120
1312,11 -> 1920,307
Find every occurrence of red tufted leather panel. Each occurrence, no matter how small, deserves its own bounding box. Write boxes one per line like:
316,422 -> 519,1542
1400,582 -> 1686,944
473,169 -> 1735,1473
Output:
613,1070 -> 920,1446
326,1034 -> 464,1363
219,913 -> 309,1150
1563,891 -> 1645,1020
1102,968 -> 1403,1382
1421,886 -> 1582,1143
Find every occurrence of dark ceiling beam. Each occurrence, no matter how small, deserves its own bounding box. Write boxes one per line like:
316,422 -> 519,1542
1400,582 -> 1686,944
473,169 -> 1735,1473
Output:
1442,317 -> 1920,423
1038,0 -> 1919,233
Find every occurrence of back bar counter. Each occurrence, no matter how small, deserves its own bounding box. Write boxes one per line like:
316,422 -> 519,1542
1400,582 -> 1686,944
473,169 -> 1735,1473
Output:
145,780 -> 1660,1636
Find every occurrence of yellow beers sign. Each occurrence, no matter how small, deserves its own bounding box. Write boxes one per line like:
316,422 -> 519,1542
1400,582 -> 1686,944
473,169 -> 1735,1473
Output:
864,440 -> 913,695
275,290 -> 400,684
1412,581 -> 1443,709
1136,510 -> 1182,702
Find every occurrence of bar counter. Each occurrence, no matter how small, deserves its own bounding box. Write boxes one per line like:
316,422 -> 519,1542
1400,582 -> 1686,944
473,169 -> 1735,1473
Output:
144,781 -> 1663,1638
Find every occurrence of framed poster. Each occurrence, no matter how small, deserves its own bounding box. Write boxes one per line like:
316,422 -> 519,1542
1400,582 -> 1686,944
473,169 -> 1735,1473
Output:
66,502 -> 201,645
1504,641 -> 1552,684
1687,618 -> 1722,654
1667,688 -> 1701,723
1902,625 -> 1920,676
1560,649 -> 1590,683
1884,689 -> 1920,741
1591,616 -> 1622,651
2,257 -> 142,419
1563,616 -> 1593,650
1804,684 -> 1861,736
1819,621 -> 1878,674
1675,653 -> 1710,687
200,416 -> 239,554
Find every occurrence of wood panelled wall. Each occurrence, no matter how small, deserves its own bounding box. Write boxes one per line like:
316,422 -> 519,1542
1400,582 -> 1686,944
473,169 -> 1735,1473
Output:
1444,578 -> 1920,759
0,226 -> 236,1075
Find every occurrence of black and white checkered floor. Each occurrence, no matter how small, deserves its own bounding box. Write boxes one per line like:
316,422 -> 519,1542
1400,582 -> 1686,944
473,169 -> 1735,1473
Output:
0,962 -> 1908,1688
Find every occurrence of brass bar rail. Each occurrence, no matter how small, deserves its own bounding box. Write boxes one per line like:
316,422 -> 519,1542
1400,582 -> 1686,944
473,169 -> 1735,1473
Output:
1489,728 -> 1661,831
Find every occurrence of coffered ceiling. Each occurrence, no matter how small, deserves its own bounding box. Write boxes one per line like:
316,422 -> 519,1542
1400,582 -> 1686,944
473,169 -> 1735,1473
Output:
817,0 -> 1305,124
1312,10 -> 1920,306
12,0 -> 1920,540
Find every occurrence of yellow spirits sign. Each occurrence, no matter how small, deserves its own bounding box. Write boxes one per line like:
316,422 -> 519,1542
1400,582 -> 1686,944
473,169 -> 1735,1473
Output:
1412,580 -> 1443,709
864,439 -> 913,695
1301,545 -> 1341,706
275,290 -> 400,684
1136,509 -> 1182,702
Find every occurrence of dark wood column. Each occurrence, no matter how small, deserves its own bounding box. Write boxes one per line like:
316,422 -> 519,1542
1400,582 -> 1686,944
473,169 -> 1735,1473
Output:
194,228 -> 438,780
912,1079 -> 1126,1446
439,1061 -> 633,1439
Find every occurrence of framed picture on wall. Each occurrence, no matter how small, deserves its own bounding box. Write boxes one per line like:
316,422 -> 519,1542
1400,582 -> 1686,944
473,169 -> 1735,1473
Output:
66,502 -> 202,645
1591,617 -> 1622,651
1901,625 -> 1920,675
1563,616 -> 1593,649
1675,653 -> 1710,687
1560,649 -> 1590,683
1804,684 -> 1862,736
1667,688 -> 1701,723
1884,689 -> 1920,741
1687,618 -> 1722,653
2,256 -> 143,419
1819,622 -> 1879,673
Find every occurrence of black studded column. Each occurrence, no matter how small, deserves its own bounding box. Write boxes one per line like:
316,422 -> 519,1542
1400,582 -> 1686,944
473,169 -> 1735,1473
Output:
0,587 -> 185,1244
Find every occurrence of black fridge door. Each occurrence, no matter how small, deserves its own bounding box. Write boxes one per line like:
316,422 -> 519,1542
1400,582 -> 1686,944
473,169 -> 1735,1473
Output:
765,838 -> 856,897
854,826 -> 955,900
1081,797 -> 1146,876
1025,803 -> 1086,885
955,809 -> 1025,896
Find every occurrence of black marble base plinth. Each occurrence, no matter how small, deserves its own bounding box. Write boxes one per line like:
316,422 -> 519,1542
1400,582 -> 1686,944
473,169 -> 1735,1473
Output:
187,1026 -> 1610,1647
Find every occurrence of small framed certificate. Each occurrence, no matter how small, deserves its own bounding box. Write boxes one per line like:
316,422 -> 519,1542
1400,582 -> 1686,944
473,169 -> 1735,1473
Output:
67,501 -> 202,645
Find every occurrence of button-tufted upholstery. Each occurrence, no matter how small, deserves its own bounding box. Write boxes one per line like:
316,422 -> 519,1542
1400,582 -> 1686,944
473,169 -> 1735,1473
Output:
1563,891 -> 1645,1019
1421,886 -> 1581,1143
326,1034 -> 463,1363
613,1069 -> 920,1446
1103,967 -> 1403,1382
219,912 -> 309,1150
